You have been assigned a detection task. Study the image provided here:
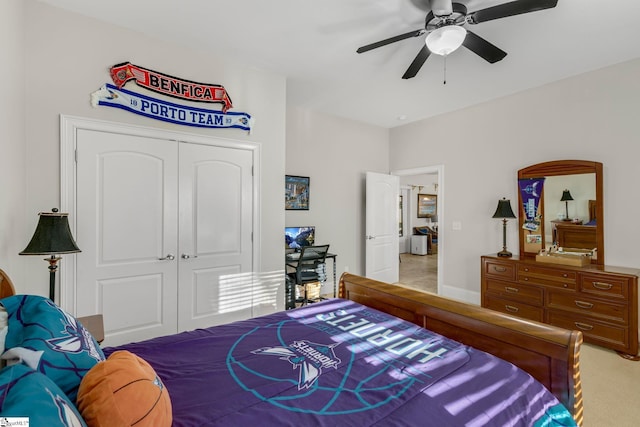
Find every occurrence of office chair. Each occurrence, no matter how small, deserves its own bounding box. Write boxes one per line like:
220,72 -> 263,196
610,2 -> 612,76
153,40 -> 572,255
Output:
286,244 -> 329,308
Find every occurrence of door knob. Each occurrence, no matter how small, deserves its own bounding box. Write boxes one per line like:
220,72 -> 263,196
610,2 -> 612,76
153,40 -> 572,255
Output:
158,254 -> 175,260
181,254 -> 198,259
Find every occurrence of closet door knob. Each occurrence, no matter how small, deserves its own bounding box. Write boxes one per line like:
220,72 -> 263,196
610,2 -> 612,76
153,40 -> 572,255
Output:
181,254 -> 198,259
158,254 -> 175,261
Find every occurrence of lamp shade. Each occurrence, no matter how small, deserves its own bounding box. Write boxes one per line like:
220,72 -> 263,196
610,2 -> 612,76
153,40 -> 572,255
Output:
492,198 -> 516,219
560,189 -> 574,202
20,210 -> 81,255
426,25 -> 467,56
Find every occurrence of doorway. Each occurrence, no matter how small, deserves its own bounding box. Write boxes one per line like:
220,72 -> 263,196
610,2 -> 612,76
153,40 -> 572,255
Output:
392,165 -> 443,294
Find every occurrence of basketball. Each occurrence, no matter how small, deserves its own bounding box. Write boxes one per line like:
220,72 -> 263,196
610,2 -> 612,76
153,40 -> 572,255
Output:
77,350 -> 172,427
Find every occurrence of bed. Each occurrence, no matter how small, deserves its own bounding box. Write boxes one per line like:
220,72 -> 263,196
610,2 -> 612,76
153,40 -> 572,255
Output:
0,273 -> 582,426
555,199 -> 597,251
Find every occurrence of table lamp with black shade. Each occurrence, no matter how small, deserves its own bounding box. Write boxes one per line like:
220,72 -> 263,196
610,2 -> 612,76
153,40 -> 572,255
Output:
560,189 -> 573,221
492,198 -> 516,258
19,208 -> 81,303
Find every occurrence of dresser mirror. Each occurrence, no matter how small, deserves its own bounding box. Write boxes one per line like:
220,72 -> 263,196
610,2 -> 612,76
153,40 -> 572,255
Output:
517,160 -> 604,265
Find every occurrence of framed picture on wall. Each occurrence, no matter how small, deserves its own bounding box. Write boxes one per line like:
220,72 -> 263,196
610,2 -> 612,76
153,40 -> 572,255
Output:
417,194 -> 437,218
285,175 -> 310,210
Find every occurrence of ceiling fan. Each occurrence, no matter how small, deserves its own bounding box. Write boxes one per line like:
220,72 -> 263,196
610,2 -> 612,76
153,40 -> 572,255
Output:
356,0 -> 558,79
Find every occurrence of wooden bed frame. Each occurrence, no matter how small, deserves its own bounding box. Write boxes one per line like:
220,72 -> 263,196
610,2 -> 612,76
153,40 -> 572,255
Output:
556,222 -> 597,250
340,273 -> 583,425
0,269 -> 582,424
0,268 -> 16,299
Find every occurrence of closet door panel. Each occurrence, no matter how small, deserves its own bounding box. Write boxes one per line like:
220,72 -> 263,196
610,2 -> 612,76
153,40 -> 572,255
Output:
178,142 -> 254,331
76,130 -> 179,347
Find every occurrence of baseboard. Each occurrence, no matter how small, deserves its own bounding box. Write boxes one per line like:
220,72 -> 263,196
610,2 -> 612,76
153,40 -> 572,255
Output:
440,284 -> 481,305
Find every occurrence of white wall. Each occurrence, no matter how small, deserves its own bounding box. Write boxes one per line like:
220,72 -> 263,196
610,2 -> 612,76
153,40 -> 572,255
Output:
390,58 -> 640,301
10,1 -> 286,298
0,0 -> 27,286
285,106 -> 389,293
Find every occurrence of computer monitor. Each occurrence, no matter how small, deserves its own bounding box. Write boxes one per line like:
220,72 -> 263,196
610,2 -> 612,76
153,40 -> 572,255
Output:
285,226 -> 315,250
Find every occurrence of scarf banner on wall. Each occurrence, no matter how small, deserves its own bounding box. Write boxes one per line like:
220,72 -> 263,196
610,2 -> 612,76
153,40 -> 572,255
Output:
110,61 -> 233,112
91,84 -> 253,132
518,178 -> 545,231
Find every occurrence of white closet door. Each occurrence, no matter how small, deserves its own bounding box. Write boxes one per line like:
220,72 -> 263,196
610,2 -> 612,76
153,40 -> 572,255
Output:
177,142 -> 254,331
76,130 -> 179,346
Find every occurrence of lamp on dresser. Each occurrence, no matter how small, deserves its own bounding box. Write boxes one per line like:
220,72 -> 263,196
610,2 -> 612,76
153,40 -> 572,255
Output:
19,208 -> 81,303
560,189 -> 573,221
492,198 -> 516,258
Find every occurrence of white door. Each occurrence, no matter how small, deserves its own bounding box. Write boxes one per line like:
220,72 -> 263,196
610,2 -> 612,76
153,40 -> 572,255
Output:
365,172 -> 399,283
177,143 -> 254,331
75,129 -> 255,346
76,129 -> 179,345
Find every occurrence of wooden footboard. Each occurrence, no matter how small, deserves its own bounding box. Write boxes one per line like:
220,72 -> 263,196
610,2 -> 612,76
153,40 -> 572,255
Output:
340,273 -> 583,426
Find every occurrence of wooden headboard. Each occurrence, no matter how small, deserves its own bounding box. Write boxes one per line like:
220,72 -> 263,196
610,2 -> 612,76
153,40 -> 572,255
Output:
0,269 -> 16,299
340,273 -> 583,425
556,223 -> 597,250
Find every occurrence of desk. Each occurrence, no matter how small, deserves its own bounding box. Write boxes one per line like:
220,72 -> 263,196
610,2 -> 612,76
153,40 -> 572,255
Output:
285,252 -> 337,305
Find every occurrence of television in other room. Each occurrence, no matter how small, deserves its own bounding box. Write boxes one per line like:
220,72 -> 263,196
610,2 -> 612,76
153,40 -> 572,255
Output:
285,226 -> 315,250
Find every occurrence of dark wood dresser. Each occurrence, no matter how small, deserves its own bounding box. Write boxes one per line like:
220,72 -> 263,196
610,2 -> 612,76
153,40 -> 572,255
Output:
481,254 -> 639,359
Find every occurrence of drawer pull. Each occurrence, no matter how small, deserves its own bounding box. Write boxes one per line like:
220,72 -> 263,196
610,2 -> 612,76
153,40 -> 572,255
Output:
574,322 -> 594,331
562,273 -> 568,278
592,281 -> 613,290
505,305 -> 519,313
504,286 -> 519,293
575,300 -> 594,309
493,266 -> 507,273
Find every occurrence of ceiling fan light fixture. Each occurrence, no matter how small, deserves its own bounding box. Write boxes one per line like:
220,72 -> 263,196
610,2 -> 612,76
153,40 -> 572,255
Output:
425,25 -> 467,56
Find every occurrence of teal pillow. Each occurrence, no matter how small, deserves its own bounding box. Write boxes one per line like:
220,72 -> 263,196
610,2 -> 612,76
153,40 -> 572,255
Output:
0,364 -> 87,426
0,295 -> 105,402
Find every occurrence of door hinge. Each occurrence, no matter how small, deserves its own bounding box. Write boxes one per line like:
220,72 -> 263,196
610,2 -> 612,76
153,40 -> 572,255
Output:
75,149 -> 78,163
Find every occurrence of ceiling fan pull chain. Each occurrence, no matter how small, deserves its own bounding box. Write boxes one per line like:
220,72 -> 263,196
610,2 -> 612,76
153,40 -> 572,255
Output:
443,55 -> 447,85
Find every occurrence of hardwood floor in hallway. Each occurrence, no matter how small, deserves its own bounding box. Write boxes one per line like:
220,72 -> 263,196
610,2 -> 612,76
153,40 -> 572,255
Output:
397,252 -> 437,294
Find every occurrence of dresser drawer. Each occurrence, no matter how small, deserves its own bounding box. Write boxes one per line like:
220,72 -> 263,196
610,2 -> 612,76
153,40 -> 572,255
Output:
519,264 -> 576,289
546,290 -> 628,323
547,310 -> 630,352
580,273 -> 630,300
483,260 -> 516,281
519,264 -> 577,282
485,279 -> 543,305
484,295 -> 543,322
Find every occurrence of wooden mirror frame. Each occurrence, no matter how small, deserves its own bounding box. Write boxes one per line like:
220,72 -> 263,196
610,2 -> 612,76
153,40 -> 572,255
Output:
517,160 -> 604,265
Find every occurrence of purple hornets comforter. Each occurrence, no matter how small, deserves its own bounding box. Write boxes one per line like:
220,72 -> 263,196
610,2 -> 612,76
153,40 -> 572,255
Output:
105,299 -> 575,426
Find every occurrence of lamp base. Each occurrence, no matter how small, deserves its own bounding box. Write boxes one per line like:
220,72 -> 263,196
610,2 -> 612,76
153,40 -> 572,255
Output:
497,250 -> 513,258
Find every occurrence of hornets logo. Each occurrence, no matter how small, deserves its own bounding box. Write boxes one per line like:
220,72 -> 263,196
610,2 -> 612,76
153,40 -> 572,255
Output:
252,340 -> 341,389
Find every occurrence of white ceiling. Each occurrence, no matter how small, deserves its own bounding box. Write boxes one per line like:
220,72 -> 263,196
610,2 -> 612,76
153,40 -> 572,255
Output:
38,0 -> 640,128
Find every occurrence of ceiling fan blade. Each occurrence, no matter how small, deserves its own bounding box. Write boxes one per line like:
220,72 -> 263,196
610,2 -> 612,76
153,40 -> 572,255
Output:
402,45 -> 431,79
467,0 -> 558,24
357,29 -> 425,54
462,31 -> 507,63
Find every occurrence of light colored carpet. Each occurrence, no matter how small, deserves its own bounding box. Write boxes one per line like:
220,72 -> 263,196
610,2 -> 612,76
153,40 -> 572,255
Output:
397,252 -> 437,294
580,343 -> 640,426
397,252 -> 639,426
